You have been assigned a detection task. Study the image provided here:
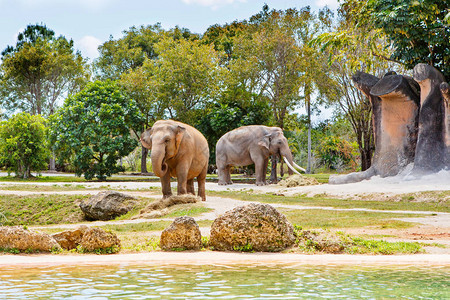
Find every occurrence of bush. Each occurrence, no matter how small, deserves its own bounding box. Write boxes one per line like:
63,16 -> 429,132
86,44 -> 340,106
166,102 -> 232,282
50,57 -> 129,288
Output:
316,136 -> 356,171
0,113 -> 49,178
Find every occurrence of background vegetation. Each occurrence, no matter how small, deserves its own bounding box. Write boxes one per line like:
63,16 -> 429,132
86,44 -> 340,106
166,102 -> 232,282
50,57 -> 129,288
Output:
0,1 -> 448,179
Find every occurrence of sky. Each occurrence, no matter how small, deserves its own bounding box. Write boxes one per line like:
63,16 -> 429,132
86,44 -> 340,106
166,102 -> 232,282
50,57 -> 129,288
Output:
0,0 -> 338,61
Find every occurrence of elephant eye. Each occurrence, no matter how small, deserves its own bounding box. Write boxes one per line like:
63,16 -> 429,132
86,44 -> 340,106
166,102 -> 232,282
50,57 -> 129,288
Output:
164,137 -> 170,143
278,141 -> 282,144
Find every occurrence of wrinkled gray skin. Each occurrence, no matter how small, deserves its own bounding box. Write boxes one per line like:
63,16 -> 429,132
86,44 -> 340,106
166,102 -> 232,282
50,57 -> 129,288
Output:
140,120 -> 209,201
216,125 -> 299,186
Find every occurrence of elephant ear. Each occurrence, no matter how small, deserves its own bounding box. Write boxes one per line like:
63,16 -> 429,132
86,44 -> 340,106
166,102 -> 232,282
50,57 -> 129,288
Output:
175,125 -> 186,151
257,134 -> 271,152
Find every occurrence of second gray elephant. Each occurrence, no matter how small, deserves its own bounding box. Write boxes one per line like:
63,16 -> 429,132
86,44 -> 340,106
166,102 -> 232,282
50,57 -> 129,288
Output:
216,125 -> 305,185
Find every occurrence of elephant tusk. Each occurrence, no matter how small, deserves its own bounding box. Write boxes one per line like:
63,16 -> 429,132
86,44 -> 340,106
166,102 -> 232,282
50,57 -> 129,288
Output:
283,156 -> 301,175
293,161 -> 306,173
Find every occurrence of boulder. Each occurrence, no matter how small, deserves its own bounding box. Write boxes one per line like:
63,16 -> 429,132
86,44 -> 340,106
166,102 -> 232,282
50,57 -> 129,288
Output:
79,191 -> 138,221
0,226 -> 61,252
52,225 -> 88,250
210,203 -> 296,252
52,226 -> 121,252
160,216 -> 202,251
79,227 -> 121,252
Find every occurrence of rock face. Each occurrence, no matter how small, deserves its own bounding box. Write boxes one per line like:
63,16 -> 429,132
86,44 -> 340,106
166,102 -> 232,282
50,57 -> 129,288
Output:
210,203 -> 296,252
160,216 -> 202,251
0,226 -> 61,252
413,64 -> 447,173
79,191 -> 138,221
53,225 -> 121,252
331,71 -> 420,184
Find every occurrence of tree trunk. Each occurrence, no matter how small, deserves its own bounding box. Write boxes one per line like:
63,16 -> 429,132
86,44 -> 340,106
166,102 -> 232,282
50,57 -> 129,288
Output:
306,95 -> 312,174
141,146 -> 148,174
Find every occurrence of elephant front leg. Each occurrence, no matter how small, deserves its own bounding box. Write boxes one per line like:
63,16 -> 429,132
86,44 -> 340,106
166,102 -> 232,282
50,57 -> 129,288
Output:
187,179 -> 195,195
253,156 -> 267,186
160,171 -> 172,198
218,164 -> 232,185
176,163 -> 189,196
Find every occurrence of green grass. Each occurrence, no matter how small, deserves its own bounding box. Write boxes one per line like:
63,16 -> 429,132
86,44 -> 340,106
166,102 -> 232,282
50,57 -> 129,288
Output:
0,194 -> 90,226
281,208 -> 420,229
209,190 -> 450,213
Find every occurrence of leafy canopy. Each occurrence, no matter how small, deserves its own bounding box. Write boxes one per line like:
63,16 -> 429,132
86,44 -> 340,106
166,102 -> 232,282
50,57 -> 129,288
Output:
0,112 -> 49,178
361,0 -> 450,78
0,24 -> 89,116
49,81 -> 143,180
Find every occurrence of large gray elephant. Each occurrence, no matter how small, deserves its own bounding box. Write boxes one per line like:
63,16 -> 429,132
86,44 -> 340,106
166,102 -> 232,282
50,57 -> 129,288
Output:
140,120 -> 209,201
216,125 -> 305,186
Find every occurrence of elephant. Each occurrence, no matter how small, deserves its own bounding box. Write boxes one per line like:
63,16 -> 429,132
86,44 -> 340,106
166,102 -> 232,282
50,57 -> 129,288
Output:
216,125 -> 305,186
140,120 -> 209,201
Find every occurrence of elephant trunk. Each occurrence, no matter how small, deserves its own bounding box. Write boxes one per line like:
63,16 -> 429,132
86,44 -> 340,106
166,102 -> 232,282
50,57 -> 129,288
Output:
151,146 -> 168,177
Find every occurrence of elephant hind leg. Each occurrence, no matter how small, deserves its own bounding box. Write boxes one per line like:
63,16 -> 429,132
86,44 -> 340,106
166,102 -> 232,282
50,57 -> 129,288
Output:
197,167 -> 207,201
187,179 -> 195,195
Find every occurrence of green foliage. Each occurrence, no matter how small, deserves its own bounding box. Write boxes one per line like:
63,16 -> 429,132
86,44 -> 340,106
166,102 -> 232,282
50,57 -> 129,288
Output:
49,80 -> 143,180
317,136 -> 356,171
198,100 -> 271,164
0,24 -> 89,116
233,243 -> 254,252
364,0 -> 450,79
0,113 -> 49,178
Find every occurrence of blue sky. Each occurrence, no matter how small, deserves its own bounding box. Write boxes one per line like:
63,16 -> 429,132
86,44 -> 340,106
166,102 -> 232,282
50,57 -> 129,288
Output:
0,0 -> 338,61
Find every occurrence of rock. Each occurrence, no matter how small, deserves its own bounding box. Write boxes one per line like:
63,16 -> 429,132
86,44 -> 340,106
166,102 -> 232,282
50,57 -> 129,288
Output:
52,226 -> 121,252
278,175 -> 319,187
210,203 -> 296,252
160,216 -> 202,251
80,227 -> 121,252
296,229 -> 345,253
79,191 -> 138,221
52,225 -> 89,250
0,226 -> 61,252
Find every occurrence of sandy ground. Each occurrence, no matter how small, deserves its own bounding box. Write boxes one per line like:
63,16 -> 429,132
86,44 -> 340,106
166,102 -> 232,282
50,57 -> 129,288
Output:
1,171 -> 449,266
1,252 -> 449,267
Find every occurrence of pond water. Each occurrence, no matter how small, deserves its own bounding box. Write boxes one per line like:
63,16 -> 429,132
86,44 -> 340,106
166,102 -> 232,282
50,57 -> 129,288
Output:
0,264 -> 448,299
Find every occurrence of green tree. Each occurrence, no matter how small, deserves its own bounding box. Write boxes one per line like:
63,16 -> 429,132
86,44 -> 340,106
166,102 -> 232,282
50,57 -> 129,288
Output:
49,81 -> 143,180
312,1 -> 405,171
140,36 -> 221,124
0,112 -> 49,178
0,24 -> 89,117
363,0 -> 450,79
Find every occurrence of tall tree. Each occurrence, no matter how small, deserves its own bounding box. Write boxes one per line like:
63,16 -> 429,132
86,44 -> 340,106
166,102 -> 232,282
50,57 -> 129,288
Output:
0,24 -> 89,117
139,36 -> 221,124
312,0 -> 404,171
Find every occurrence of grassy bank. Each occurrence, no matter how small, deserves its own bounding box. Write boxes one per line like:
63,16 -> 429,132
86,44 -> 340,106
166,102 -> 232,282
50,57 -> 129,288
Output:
209,190 -> 450,213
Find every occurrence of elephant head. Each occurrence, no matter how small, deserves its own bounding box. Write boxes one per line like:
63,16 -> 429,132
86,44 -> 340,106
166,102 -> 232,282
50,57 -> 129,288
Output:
258,129 -> 305,174
140,123 -> 186,177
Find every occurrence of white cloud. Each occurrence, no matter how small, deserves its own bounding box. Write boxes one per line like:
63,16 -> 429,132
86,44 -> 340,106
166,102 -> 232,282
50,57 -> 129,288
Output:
181,0 -> 246,10
315,0 -> 339,10
77,35 -> 102,60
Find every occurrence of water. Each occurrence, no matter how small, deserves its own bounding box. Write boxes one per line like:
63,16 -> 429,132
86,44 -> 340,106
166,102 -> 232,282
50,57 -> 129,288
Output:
0,264 -> 448,299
